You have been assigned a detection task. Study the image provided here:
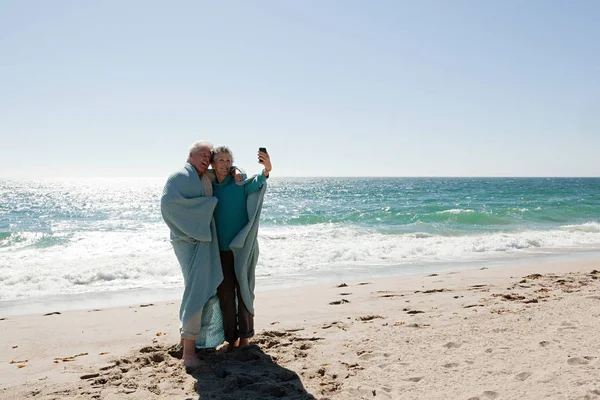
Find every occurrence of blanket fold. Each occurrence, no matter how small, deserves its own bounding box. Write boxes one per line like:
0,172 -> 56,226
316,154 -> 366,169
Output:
230,176 -> 268,316
160,163 -> 224,348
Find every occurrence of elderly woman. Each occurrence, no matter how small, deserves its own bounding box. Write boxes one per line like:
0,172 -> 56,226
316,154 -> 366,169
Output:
211,146 -> 271,348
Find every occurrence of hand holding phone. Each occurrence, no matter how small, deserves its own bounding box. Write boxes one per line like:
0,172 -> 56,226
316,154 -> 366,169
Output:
257,147 -> 271,175
258,147 -> 267,163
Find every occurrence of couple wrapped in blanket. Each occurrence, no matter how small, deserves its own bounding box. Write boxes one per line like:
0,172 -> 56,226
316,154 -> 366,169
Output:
160,141 -> 271,370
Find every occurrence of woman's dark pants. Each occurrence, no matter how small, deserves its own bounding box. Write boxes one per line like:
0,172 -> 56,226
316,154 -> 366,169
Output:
217,250 -> 254,344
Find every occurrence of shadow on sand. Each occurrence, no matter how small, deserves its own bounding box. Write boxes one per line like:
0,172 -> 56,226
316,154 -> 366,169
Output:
183,344 -> 316,400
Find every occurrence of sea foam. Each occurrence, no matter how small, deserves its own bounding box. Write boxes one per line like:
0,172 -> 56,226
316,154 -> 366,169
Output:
3,222 -> 600,301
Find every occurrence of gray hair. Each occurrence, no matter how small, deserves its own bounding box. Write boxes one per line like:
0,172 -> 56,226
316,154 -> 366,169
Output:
211,145 -> 235,162
187,141 -> 213,162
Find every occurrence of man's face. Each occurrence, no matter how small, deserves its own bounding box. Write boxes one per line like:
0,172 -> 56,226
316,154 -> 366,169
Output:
189,146 -> 212,174
211,152 -> 232,179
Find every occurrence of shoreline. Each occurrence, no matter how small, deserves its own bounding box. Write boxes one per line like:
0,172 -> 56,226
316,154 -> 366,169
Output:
2,256 -> 600,398
2,250 -> 600,319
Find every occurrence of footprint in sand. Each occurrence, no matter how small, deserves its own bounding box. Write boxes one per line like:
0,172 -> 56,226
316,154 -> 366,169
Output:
321,321 -> 349,331
515,372 -> 531,381
470,391 -> 500,400
295,342 -> 313,351
358,352 -> 379,361
358,351 -> 390,361
443,342 -> 462,349
372,391 -> 393,399
483,391 -> 499,399
442,362 -> 459,368
343,386 -> 391,399
558,323 -> 577,331
567,357 -> 590,366
77,335 -> 318,399
340,361 -> 365,373
376,362 -> 399,370
368,386 -> 395,399
404,376 -> 425,383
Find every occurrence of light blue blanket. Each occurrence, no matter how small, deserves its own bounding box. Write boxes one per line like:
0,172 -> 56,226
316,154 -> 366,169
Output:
230,175 -> 267,316
160,163 -> 224,348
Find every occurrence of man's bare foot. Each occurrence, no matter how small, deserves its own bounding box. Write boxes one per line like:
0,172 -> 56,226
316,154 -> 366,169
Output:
182,339 -> 201,372
231,338 -> 240,348
239,337 -> 250,347
183,351 -> 202,371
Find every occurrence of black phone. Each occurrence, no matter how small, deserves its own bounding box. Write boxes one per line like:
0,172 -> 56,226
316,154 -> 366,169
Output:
258,147 -> 267,163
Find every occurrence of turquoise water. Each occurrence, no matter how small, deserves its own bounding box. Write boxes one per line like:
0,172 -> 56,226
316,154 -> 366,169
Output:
1,177 -> 600,303
263,177 -> 600,231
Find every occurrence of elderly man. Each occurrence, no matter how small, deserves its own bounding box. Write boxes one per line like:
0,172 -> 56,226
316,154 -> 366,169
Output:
210,146 -> 271,348
160,141 -> 239,370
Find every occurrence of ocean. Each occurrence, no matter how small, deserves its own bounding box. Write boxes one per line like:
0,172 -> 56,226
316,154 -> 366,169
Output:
1,177 -> 600,314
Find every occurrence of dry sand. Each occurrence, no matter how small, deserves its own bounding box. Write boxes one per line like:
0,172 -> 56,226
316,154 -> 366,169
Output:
2,258 -> 600,399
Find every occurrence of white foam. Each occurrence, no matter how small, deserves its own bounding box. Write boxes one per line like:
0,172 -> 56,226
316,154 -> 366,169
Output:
0,224 -> 181,301
2,222 -> 600,302
560,222 -> 600,233
437,209 -> 475,214
256,223 -> 600,278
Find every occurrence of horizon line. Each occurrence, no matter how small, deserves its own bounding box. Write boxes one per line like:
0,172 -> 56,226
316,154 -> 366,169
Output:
1,175 -> 600,180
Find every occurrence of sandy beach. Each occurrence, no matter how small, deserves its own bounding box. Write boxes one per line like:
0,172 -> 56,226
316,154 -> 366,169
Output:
2,257 -> 600,399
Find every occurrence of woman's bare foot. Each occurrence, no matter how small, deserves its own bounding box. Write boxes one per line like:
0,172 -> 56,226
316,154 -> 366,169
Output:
239,337 -> 250,347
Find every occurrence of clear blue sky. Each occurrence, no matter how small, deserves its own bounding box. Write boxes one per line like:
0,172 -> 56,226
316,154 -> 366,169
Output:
1,0 -> 598,178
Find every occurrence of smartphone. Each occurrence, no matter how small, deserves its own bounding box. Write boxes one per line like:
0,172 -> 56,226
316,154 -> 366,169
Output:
258,147 -> 267,163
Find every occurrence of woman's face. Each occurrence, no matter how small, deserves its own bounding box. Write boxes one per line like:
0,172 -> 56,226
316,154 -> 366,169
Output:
212,151 -> 233,180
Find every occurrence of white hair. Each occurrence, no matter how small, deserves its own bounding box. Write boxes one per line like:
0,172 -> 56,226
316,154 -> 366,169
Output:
187,141 -> 213,162
211,145 -> 235,162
